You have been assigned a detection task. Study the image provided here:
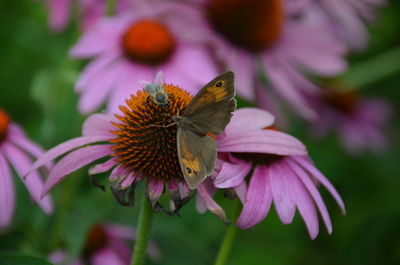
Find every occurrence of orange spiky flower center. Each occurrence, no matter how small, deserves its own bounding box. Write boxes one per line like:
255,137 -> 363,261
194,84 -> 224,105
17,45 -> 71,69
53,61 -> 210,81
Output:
122,20 -> 176,65
110,84 -> 193,183
206,0 -> 285,52
82,224 -> 108,258
233,126 -> 284,165
0,109 -> 10,142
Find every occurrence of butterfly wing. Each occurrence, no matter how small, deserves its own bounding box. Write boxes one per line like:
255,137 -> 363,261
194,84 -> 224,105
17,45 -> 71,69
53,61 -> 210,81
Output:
177,127 -> 217,189
182,71 -> 236,135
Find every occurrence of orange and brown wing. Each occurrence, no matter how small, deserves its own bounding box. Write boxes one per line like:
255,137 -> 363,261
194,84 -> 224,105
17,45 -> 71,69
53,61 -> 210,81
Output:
182,71 -> 236,135
177,128 -> 217,189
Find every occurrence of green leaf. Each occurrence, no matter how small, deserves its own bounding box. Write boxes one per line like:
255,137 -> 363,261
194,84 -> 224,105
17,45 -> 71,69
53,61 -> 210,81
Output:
0,254 -> 54,265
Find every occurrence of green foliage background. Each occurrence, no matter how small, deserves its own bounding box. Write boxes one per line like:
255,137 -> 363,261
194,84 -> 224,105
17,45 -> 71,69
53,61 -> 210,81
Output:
0,1 -> 399,264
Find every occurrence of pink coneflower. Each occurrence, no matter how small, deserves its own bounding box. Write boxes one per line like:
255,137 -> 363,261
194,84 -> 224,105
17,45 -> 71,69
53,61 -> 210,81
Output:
30,75 -> 227,220
43,0 -> 129,32
0,109 -> 53,228
70,1 -> 217,114
49,223 -> 160,265
311,86 -> 391,155
213,108 -> 345,239
179,0 -> 347,119
306,0 -> 386,50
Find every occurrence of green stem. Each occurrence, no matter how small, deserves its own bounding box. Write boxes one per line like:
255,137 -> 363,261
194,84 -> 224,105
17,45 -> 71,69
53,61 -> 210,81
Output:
106,0 -> 117,16
130,194 -> 154,265
213,201 -> 241,265
341,46 -> 400,89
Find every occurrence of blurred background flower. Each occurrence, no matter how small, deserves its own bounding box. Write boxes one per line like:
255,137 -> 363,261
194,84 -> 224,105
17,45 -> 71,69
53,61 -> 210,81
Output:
1,0 -> 400,264
0,109 -> 53,229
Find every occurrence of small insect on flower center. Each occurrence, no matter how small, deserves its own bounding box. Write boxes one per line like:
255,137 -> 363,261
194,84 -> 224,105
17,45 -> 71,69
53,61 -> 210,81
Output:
122,19 -> 176,65
82,225 -> 108,258
206,0 -> 284,52
0,109 -> 10,142
110,84 -> 192,183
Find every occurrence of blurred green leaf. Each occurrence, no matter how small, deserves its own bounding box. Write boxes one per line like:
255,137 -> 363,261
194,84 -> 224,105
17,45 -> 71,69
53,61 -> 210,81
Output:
0,254 -> 54,265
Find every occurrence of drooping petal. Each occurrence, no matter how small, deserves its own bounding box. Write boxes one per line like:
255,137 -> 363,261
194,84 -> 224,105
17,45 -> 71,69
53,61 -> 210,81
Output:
7,124 -> 52,171
0,152 -> 15,228
82,114 -> 117,137
197,183 -> 227,222
42,145 -> 113,196
2,143 -> 53,214
234,181 -> 247,204
47,0 -> 71,32
78,60 -> 127,114
214,160 -> 251,188
89,158 -> 117,175
269,162 -> 296,224
293,156 -> 346,214
282,162 -> 319,239
224,108 -> 275,134
30,135 -> 110,174
75,51 -> 119,92
147,180 -> 164,206
70,18 -> 128,58
237,166 -> 272,229
217,130 -> 307,156
286,158 -> 332,234
91,248 -> 126,265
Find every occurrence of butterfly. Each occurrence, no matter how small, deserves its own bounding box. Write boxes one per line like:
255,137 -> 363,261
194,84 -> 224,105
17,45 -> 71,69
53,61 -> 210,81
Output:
173,71 -> 236,189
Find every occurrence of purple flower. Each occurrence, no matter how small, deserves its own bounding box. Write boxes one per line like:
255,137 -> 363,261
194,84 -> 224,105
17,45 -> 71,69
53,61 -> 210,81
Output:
49,223 -> 160,265
311,88 -> 391,155
213,108 -> 345,239
43,0 -> 129,32
175,0 -> 347,119
31,75 -> 227,220
306,0 -> 386,50
70,1 -> 218,114
0,109 -> 53,228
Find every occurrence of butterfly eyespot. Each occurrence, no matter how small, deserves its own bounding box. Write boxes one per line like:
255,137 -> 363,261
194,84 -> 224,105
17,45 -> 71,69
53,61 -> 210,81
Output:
216,81 -> 223,87
186,167 -> 192,174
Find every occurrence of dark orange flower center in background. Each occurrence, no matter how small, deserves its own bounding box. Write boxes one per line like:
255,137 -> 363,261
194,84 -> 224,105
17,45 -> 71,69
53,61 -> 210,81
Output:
206,0 -> 284,52
122,20 -> 176,65
321,81 -> 359,114
82,224 -> 108,258
110,84 -> 193,182
0,109 -> 10,142
233,127 -> 284,165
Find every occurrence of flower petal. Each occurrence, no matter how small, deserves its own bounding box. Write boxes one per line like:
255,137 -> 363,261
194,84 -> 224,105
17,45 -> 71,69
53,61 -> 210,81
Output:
2,143 -> 53,214
30,135 -> 110,174
89,158 -> 117,175
293,156 -> 346,214
217,130 -> 307,156
214,160 -> 251,188
224,108 -> 275,134
82,114 -> 116,137
286,158 -> 332,234
282,162 -> 319,239
0,152 -> 15,228
197,183 -> 227,222
91,248 -> 126,265
237,166 -> 272,229
269,162 -> 296,224
42,145 -> 113,196
148,180 -> 165,206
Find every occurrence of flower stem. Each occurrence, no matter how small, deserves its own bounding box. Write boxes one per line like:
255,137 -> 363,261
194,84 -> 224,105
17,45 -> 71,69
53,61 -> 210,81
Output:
341,46 -> 400,89
106,0 -> 117,16
130,194 -> 154,265
213,201 -> 241,265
